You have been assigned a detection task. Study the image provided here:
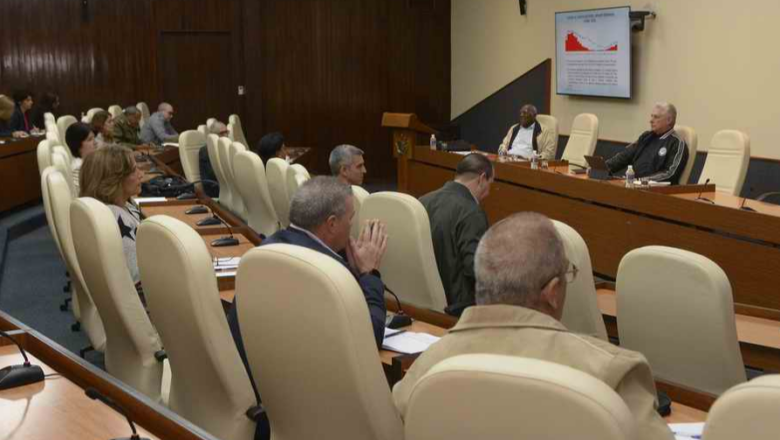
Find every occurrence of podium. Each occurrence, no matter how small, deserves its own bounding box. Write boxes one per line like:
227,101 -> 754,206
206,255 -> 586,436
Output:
381,113 -> 437,192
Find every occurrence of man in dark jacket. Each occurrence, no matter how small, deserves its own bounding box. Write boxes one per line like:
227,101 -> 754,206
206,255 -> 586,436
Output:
420,153 -> 493,316
606,103 -> 689,184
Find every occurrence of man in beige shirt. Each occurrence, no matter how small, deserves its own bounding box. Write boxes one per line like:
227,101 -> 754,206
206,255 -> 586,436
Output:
393,212 -> 674,440
497,104 -> 556,160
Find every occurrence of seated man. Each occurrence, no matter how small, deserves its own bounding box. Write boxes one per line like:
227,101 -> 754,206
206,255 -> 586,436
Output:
198,121 -> 229,198
606,102 -> 688,184
228,177 -> 389,439
113,107 -> 147,150
393,212 -> 674,440
140,102 -> 179,145
498,104 -> 556,160
329,144 -> 367,186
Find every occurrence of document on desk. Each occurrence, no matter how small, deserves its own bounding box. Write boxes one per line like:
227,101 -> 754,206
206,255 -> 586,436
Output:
669,422 -> 704,439
214,257 -> 241,270
162,142 -> 179,148
382,332 -> 441,354
133,197 -> 168,204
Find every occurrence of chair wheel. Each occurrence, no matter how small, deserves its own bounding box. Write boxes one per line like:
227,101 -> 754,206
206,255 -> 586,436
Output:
71,322 -> 81,332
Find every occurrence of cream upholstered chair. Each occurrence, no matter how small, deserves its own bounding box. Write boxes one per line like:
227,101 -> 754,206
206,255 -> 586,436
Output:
405,355 -> 635,440
57,115 -> 77,150
561,113 -> 599,168
616,246 -> 745,395
45,130 -> 60,145
83,108 -> 104,123
108,105 -> 122,119
236,244 -> 404,440
234,151 -> 280,237
206,118 -> 217,131
197,124 -> 208,137
137,216 -> 258,440
37,140 -> 55,175
70,197 -> 165,401
44,169 -> 106,356
207,134 -> 230,204
178,130 -> 206,183
44,112 -> 56,125
51,148 -> 75,196
228,114 -> 249,146
702,375 -> 780,440
137,102 -> 151,128
41,167 -> 76,321
217,137 -> 240,214
351,185 -> 370,239
536,114 -> 560,157
228,142 -> 249,221
266,158 -> 291,228
285,164 -> 311,202
552,220 -> 608,341
359,192 -> 447,312
697,129 -> 750,195
674,125 -> 698,185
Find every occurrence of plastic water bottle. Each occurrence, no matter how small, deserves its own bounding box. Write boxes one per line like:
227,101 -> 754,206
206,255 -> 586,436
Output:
625,165 -> 635,189
530,152 -> 539,170
430,134 -> 437,151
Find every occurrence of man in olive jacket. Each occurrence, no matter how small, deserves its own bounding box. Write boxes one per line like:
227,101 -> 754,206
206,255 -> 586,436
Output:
420,153 -> 493,316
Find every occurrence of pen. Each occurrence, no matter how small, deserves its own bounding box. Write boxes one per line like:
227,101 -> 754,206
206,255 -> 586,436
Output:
384,330 -> 407,339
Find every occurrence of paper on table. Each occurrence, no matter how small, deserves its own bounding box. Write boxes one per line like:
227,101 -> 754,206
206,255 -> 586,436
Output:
382,332 -> 440,354
133,197 -> 168,204
384,328 -> 403,337
214,257 -> 241,270
162,142 -> 179,148
451,151 -> 471,156
215,270 -> 236,278
669,422 -> 704,439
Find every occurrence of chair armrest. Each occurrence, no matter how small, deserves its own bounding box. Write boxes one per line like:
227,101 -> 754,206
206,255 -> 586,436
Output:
245,405 -> 266,421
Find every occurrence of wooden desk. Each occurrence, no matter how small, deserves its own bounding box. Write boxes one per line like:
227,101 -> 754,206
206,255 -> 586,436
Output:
0,135 -> 43,213
0,312 -> 218,440
398,146 -> 780,320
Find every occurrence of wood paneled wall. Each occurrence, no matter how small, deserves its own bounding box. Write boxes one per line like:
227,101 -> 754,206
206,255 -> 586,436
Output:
0,0 -> 450,181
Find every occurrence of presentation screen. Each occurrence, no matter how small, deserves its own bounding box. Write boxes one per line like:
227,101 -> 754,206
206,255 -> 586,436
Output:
555,7 -> 631,99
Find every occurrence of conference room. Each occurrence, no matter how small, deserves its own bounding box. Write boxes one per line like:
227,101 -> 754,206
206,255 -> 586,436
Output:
2,1 -> 780,439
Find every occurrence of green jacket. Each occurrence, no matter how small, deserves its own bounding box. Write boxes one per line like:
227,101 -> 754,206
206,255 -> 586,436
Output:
420,181 -> 488,315
113,114 -> 142,148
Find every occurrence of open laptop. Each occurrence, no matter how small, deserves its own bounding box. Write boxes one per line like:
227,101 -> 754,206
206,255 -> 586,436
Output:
583,155 -> 621,180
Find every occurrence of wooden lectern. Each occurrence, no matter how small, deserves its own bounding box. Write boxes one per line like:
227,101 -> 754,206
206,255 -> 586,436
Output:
381,113 -> 437,192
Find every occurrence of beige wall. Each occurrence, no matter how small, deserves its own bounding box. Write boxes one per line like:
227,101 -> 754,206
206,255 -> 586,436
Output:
453,0 -> 780,158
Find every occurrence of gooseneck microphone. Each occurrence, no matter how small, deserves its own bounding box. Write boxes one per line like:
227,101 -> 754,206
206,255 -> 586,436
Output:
196,204 -> 223,226
384,285 -> 413,329
0,329 -> 44,390
740,187 -> 757,212
85,387 -> 150,440
211,212 -> 240,247
695,178 -> 715,204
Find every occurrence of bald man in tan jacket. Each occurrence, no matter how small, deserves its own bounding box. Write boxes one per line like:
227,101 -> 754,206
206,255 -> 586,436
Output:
393,213 -> 674,440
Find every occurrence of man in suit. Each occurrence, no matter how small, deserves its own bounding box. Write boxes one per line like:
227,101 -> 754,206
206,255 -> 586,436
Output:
228,176 -> 388,440
393,212 -> 674,440
498,104 -> 556,160
329,144 -> 367,185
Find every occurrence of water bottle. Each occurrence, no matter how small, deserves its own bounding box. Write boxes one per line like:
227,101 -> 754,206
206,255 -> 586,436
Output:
625,165 -> 635,189
530,152 -> 539,170
430,134 -> 437,151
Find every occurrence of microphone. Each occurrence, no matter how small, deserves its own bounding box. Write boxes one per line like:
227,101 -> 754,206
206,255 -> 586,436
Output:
695,178 -> 715,204
176,179 -> 220,200
196,204 -> 222,226
384,285 -> 413,329
210,210 -> 239,247
185,205 -> 209,215
740,187 -> 756,212
85,387 -> 150,440
0,330 -> 45,390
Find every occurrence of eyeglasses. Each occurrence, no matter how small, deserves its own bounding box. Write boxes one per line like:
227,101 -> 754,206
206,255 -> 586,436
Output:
564,264 -> 579,284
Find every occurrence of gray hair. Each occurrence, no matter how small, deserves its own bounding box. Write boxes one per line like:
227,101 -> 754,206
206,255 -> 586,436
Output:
158,102 -> 172,112
655,102 -> 677,125
329,144 -> 364,176
475,212 -> 568,307
289,176 -> 353,230
209,121 -> 227,135
124,106 -> 141,116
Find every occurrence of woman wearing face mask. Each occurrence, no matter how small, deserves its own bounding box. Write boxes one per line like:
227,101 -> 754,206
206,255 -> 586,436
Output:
65,122 -> 97,193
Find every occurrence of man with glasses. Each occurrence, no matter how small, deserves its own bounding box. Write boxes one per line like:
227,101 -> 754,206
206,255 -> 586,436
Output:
393,212 -> 674,440
140,102 -> 179,146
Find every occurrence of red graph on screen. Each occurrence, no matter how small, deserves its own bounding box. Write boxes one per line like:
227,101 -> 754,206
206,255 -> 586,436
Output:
565,32 -> 618,52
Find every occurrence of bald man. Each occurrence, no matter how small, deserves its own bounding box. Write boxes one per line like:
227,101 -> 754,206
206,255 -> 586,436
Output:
140,102 -> 179,145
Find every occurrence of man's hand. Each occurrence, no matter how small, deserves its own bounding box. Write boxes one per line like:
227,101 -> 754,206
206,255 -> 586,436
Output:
346,219 -> 388,276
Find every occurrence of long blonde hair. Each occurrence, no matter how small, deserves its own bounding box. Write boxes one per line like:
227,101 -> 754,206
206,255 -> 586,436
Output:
79,144 -> 136,203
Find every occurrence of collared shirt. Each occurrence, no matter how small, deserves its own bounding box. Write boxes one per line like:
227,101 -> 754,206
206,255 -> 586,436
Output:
508,122 -> 535,158
140,112 -> 178,145
393,305 -> 674,440
289,224 -> 342,261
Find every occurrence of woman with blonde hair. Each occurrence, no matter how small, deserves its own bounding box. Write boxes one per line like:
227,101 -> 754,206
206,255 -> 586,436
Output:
80,145 -> 145,291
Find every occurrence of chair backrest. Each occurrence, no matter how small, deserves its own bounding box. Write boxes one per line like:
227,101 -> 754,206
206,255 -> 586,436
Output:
552,220 -> 608,341
44,170 -> 106,352
266,158 -> 291,228
83,107 -> 104,123
233,150 -> 280,237
52,146 -> 76,196
108,105 -> 122,119
137,216 -> 256,440
674,125 -> 698,185
44,112 -> 56,125
57,115 -> 77,150
702,374 -> 780,440
70,197 -> 164,401
351,185 -> 370,239
285,164 -> 311,202
698,129 -> 750,196
45,120 -> 60,140
217,137 -> 238,213
206,118 -> 217,131
197,124 -> 208,137
536,114 -> 560,156
137,102 -> 151,128
236,244 -> 404,440
616,246 -> 745,395
562,113 -> 599,168
41,168 -> 66,262
359,192 -> 447,311
228,142 -> 249,220
178,130 -> 206,183
206,134 -> 230,203
228,114 -> 248,146
405,354 -> 635,440
45,130 -> 60,145
37,140 -> 55,175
